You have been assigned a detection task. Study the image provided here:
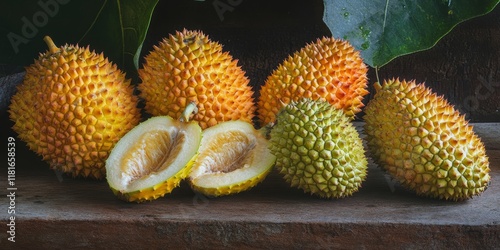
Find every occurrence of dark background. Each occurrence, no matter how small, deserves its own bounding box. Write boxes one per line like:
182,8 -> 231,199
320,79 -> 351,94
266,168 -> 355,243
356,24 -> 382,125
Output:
1,0 -> 499,122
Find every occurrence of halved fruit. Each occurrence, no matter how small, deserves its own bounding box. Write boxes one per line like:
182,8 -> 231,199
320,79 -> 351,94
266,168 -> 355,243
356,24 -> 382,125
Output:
106,115 -> 202,202
188,120 -> 276,196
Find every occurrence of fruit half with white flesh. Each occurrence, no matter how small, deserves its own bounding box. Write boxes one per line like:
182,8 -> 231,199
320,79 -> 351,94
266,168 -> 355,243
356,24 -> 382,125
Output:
188,120 -> 276,196
106,105 -> 202,202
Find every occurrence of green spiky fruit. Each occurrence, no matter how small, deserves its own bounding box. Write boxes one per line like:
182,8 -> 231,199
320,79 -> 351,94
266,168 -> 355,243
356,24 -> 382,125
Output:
363,79 -> 491,201
106,104 -> 202,202
188,120 -> 276,197
269,99 -> 368,198
8,36 -> 141,179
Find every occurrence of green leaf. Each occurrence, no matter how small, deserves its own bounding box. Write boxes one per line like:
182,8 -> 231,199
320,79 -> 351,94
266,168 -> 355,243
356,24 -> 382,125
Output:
0,0 -> 158,77
323,0 -> 500,68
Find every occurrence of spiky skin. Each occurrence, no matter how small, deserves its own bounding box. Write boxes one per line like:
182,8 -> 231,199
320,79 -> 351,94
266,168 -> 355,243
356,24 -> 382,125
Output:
190,168 -> 272,197
258,37 -> 368,127
269,99 -> 368,198
138,29 -> 255,129
363,79 -> 491,201
8,37 -> 141,179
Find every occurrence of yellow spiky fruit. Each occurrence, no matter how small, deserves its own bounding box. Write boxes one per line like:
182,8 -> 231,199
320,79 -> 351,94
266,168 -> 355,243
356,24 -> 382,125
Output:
258,37 -> 368,127
138,29 -> 255,129
364,79 -> 491,201
8,36 -> 141,179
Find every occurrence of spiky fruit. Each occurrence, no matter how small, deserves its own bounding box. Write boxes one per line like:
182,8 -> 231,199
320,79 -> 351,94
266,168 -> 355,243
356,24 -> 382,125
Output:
188,120 -> 276,197
8,36 -> 141,179
269,99 -> 368,198
257,37 -> 368,127
364,79 -> 491,201
138,29 -> 255,129
106,104 -> 202,202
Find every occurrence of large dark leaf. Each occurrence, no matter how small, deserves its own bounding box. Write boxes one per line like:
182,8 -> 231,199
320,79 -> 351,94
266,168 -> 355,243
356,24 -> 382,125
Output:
0,0 -> 158,77
323,0 -> 500,68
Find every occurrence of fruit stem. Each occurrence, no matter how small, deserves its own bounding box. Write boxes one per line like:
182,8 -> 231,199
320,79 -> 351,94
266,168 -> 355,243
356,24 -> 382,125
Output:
43,36 -> 60,54
180,102 -> 198,123
375,66 -> 380,84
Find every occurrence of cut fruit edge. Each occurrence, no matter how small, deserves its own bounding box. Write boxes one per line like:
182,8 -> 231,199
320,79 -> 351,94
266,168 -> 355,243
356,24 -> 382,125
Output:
110,162 -> 194,202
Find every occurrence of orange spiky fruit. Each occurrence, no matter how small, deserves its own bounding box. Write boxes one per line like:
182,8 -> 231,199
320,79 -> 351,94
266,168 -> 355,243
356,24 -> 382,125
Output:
138,29 -> 255,129
257,37 -> 368,126
8,36 -> 141,179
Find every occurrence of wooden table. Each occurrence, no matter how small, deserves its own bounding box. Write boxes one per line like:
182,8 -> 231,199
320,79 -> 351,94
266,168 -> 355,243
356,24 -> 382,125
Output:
1,120 -> 498,249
